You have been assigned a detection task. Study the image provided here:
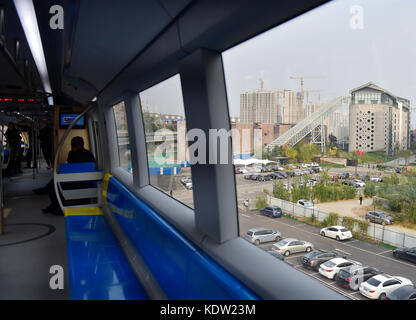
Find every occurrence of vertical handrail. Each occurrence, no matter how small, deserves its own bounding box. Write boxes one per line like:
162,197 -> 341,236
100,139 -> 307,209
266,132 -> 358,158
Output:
53,103 -> 97,213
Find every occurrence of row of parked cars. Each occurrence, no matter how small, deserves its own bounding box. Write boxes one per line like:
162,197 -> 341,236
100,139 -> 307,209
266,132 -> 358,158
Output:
244,225 -> 416,299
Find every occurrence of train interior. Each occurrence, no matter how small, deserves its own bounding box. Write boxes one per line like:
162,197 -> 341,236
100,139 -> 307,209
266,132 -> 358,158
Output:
1,0 -> 413,301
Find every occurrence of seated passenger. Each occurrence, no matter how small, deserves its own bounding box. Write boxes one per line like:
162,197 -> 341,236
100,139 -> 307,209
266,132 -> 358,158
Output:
41,136 -> 95,215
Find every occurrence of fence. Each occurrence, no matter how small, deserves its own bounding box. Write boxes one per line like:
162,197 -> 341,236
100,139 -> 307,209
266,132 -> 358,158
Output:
264,195 -> 416,248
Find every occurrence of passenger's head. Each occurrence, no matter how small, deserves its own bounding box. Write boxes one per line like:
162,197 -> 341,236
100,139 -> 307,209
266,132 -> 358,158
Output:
71,136 -> 84,152
8,122 -> 15,130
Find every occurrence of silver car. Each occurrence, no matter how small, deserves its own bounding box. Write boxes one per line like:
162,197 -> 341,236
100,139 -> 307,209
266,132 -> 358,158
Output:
244,227 -> 282,245
272,238 -> 314,256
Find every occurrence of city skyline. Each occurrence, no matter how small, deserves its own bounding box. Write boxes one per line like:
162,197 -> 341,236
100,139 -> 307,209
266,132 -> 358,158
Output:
139,0 -> 416,130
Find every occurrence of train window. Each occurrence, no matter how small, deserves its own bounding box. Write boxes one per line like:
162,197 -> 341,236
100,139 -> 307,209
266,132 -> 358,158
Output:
138,75 -> 194,208
220,0 -> 415,299
112,101 -> 132,173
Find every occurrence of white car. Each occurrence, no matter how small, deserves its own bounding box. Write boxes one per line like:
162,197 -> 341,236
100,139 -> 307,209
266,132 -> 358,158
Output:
359,274 -> 413,300
353,179 -> 366,187
297,199 -> 316,210
370,176 -> 382,182
311,162 -> 319,167
320,226 -> 353,241
319,258 -> 361,280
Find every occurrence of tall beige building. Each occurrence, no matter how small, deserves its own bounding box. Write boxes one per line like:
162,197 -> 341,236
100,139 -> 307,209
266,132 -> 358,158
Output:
282,90 -> 302,124
349,82 -> 410,155
240,89 -> 281,124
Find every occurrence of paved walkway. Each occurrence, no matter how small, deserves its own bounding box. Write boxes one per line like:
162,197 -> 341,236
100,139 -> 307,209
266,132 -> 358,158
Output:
316,198 -> 416,236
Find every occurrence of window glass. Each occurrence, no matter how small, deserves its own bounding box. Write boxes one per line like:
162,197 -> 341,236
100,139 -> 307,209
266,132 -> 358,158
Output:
138,75 -> 194,208
113,101 -> 132,172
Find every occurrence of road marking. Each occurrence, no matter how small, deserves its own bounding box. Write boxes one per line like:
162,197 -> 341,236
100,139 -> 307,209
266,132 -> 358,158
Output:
377,250 -> 392,256
241,213 -> 250,218
254,214 -> 416,269
335,248 -> 351,256
293,224 -> 307,227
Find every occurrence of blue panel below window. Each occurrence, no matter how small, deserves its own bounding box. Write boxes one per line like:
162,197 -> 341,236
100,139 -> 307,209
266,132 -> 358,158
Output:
65,215 -> 148,300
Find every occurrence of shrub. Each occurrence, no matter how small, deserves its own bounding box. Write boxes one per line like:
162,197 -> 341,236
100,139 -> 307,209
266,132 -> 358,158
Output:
255,196 -> 268,209
273,181 -> 291,201
343,185 -> 357,199
388,198 -> 402,212
322,212 -> 339,227
364,182 -> 376,197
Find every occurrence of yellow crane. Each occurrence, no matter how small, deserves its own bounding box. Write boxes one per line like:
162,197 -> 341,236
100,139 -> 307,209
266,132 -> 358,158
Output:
289,75 -> 326,111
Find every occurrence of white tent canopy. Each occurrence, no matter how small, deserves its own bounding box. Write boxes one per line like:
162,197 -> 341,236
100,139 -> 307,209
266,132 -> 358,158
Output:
233,158 -> 275,166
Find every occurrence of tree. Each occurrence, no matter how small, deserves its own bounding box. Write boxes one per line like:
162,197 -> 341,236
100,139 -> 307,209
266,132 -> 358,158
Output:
328,133 -> 338,148
400,149 -> 412,165
284,147 -> 298,161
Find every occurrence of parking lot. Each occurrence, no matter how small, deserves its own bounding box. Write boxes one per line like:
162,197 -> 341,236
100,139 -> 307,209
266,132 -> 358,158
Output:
238,210 -> 416,300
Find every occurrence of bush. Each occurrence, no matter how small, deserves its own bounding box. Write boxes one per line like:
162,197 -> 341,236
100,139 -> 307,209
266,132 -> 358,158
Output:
341,216 -> 356,231
273,181 -> 291,201
343,185 -> 357,199
322,212 -> 339,227
388,198 -> 403,212
364,182 -> 376,197
255,196 -> 268,209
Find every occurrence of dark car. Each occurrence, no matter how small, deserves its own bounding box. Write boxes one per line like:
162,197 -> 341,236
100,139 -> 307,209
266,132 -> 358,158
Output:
260,206 -> 283,218
365,210 -> 394,225
336,265 -> 382,291
270,172 -> 283,179
302,250 -> 346,271
340,172 -> 350,179
278,171 -> 288,178
342,180 -> 354,186
250,174 -> 264,181
393,247 -> 416,263
385,285 -> 416,300
395,167 -> 402,174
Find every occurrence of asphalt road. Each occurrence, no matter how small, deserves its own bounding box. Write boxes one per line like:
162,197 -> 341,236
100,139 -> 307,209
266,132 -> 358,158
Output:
238,210 -> 416,300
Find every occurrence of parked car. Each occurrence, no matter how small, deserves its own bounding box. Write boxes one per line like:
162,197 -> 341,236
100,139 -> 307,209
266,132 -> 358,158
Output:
340,172 -> 350,179
244,227 -> 281,245
385,285 -> 416,300
319,258 -> 361,280
395,167 -> 402,174
336,265 -> 382,291
370,176 -> 383,182
359,274 -> 413,300
365,210 -> 394,225
311,166 -> 321,173
311,162 -> 319,167
242,199 -> 249,207
301,249 -> 346,271
385,167 -> 395,173
272,238 -> 314,257
393,247 -> 416,263
180,177 -> 193,189
353,179 -> 366,188
320,226 -> 352,241
342,180 -> 354,186
278,171 -> 288,178
293,169 -> 302,176
250,174 -> 264,181
260,206 -> 283,218
297,199 -> 316,210
269,172 -> 283,179
244,174 -> 253,180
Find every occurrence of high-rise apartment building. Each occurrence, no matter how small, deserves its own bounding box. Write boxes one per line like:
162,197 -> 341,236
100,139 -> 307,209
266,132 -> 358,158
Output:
282,90 -> 302,124
349,82 -> 410,154
240,88 -> 281,124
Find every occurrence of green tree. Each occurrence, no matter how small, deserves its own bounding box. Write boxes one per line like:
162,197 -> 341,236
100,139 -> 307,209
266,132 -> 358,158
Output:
273,181 -> 291,201
328,133 -> 338,149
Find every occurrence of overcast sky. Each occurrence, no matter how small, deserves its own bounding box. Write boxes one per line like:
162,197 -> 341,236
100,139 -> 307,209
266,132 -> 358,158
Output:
141,0 -> 416,128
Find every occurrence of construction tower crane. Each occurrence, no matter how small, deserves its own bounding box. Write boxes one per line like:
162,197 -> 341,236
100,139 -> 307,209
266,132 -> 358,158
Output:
289,75 -> 326,114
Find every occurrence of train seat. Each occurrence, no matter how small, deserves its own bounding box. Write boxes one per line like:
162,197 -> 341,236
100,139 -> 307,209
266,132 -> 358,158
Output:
64,207 -> 148,300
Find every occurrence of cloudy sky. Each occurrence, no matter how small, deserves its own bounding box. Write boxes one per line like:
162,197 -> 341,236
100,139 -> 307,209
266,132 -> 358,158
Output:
141,0 -> 416,128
